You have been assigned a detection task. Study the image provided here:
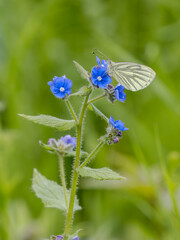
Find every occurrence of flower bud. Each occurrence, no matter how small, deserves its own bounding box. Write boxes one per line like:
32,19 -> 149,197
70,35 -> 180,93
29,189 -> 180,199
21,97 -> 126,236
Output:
113,137 -> 119,143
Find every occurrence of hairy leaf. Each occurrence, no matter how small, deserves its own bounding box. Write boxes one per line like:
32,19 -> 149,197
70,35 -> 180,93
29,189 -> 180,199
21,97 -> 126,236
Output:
32,169 -> 81,211
19,114 -> 76,131
73,61 -> 89,80
77,167 -> 126,180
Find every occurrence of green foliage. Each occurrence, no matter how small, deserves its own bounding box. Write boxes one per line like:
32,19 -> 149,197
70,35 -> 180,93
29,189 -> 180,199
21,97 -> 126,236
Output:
32,169 -> 81,212
19,114 -> 76,131
1,0 -> 180,239
77,167 -> 126,180
73,61 -> 89,80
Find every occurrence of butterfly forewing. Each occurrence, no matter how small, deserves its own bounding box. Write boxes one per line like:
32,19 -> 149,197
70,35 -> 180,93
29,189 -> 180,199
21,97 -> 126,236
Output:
107,61 -> 156,91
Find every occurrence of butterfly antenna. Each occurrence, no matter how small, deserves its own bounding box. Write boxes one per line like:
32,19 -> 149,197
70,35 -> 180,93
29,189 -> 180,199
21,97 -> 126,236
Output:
92,49 -> 109,60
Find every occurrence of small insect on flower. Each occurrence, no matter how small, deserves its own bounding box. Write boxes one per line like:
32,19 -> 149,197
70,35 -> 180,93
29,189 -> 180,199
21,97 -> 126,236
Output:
48,75 -> 72,99
114,84 -> 126,102
91,56 -> 112,89
109,116 -> 128,131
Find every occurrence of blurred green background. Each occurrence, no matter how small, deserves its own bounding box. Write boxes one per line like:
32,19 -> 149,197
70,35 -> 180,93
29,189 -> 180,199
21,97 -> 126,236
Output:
0,0 -> 180,239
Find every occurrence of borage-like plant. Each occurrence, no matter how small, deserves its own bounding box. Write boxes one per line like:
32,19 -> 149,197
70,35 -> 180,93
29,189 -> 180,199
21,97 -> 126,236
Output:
19,54 -> 155,240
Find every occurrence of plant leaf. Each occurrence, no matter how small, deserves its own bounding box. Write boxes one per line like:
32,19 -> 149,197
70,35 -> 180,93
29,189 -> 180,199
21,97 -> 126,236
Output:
77,167 -> 126,181
32,169 -> 81,211
88,104 -> 108,122
73,61 -> 89,80
19,114 -> 76,131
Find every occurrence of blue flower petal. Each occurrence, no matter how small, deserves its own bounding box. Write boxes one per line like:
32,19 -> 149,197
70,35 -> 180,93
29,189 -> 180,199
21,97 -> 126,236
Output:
96,56 -> 101,66
104,75 -> 112,84
101,60 -> 107,67
50,86 -> 60,94
115,84 -> 126,102
54,91 -> 66,98
48,81 -> 54,87
92,66 -> 99,76
63,78 -> 72,89
64,88 -> 72,95
109,116 -> 115,126
109,116 -> 128,131
60,135 -> 77,148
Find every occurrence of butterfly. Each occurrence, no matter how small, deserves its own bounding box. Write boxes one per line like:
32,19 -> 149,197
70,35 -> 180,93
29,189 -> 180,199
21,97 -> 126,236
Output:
94,50 -> 156,92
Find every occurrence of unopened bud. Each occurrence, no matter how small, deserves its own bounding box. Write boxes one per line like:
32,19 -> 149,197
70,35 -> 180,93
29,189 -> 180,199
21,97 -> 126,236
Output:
113,137 -> 119,143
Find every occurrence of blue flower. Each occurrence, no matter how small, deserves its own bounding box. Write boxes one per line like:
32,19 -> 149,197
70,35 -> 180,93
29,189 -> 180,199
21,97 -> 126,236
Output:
91,56 -> 111,89
48,75 -> 72,98
60,135 -> 76,148
115,84 -> 126,102
109,116 -> 128,131
91,67 -> 111,89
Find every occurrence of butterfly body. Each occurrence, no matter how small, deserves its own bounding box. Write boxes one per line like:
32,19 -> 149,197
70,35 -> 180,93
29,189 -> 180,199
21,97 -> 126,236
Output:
107,60 -> 156,91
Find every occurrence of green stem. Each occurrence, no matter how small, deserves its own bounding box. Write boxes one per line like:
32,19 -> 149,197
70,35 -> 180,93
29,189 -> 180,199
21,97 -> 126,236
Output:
87,93 -> 106,105
64,94 -> 90,238
80,141 -> 104,168
66,99 -> 78,123
58,153 -> 69,210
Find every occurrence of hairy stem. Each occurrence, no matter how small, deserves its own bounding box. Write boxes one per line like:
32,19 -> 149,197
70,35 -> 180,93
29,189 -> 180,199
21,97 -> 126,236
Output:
80,141 -> 104,168
66,99 -> 78,123
64,93 -> 90,238
58,153 -> 69,210
87,93 -> 106,105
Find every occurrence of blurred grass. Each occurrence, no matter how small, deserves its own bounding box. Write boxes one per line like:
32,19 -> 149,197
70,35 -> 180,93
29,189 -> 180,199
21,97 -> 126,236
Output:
0,0 -> 180,239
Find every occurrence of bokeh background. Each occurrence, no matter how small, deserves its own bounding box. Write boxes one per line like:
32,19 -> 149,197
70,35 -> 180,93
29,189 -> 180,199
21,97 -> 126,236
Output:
0,0 -> 180,239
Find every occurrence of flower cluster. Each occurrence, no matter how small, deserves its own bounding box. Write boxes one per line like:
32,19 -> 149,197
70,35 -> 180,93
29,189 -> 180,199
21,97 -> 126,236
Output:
89,57 -> 126,103
106,116 -> 128,144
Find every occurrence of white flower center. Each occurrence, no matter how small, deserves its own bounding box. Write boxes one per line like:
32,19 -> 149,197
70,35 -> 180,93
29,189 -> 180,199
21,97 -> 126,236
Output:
101,64 -> 104,67
97,76 -> 102,81
60,87 -> 65,92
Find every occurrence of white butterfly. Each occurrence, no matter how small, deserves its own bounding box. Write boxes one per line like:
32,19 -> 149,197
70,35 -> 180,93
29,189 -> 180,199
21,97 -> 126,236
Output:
106,60 -> 156,92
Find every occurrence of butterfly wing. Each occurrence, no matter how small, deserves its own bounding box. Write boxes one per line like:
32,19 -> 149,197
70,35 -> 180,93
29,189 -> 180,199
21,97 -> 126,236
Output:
107,61 -> 156,91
